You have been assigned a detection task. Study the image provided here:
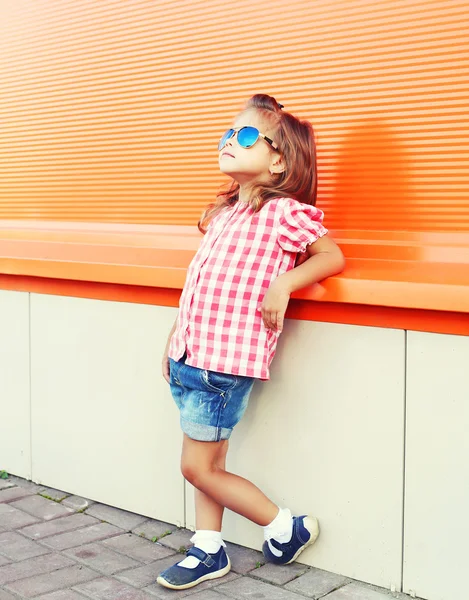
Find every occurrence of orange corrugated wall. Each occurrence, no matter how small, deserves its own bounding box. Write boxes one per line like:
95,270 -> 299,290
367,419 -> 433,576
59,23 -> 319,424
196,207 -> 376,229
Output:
0,0 -> 468,231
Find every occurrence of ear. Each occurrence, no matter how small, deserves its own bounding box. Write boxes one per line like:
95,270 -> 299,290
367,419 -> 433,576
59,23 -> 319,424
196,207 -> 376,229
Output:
269,153 -> 285,175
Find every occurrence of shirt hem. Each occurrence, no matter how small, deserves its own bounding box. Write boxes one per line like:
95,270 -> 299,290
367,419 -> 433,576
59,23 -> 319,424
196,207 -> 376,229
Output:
180,352 -> 268,381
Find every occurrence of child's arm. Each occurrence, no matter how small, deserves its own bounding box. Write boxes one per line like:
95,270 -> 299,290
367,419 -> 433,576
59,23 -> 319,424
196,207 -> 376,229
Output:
278,234 -> 345,293
260,235 -> 345,332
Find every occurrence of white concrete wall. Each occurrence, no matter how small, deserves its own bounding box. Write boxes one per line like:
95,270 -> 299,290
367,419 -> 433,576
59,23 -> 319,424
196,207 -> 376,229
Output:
29,294 -> 184,526
1,290 -> 467,600
0,290 -> 31,480
404,331 -> 469,600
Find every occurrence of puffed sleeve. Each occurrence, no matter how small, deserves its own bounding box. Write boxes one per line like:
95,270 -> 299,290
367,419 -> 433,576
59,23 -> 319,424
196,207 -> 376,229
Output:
277,199 -> 328,253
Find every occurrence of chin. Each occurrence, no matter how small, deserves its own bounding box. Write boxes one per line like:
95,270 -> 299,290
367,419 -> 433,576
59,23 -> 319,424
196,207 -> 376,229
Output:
219,166 -> 237,177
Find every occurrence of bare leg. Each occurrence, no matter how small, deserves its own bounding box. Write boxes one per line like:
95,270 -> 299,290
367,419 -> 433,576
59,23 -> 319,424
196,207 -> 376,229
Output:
194,439 -> 228,531
181,434 -> 278,526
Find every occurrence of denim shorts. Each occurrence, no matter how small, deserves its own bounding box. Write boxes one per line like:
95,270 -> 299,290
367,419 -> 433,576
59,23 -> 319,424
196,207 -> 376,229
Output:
168,354 -> 255,442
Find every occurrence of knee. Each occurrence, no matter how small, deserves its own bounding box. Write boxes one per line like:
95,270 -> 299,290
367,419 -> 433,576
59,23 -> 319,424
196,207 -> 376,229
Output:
180,457 -> 195,484
181,457 -> 211,488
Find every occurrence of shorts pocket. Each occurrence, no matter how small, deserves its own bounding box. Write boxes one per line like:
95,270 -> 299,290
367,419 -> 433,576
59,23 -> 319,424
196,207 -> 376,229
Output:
200,369 -> 239,394
169,357 -> 183,387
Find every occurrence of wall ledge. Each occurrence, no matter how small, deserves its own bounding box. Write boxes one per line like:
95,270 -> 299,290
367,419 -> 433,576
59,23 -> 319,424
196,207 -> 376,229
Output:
0,221 -> 468,315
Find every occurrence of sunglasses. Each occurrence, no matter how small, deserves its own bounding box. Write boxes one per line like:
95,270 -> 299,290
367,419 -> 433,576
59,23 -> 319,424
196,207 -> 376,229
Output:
218,126 -> 279,152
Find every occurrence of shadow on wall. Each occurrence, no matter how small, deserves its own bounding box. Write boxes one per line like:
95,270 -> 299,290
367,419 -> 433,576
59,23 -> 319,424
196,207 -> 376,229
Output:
325,119 -> 417,231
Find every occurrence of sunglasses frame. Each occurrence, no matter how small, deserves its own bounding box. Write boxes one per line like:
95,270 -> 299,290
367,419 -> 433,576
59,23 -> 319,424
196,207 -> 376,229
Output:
218,126 -> 279,152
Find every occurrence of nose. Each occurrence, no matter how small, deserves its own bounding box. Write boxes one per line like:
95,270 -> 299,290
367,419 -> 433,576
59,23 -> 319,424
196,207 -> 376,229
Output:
220,138 -> 234,153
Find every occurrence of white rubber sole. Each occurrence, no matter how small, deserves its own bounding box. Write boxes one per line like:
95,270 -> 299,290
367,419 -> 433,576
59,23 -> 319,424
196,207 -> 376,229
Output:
285,516 -> 320,565
156,556 -> 231,590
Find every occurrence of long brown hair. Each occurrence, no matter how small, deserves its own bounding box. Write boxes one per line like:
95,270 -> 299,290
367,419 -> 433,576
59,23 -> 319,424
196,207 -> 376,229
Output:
198,94 -> 318,233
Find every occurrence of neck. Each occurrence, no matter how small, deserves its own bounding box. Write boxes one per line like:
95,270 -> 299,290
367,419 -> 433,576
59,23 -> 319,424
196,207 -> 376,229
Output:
238,183 -> 254,204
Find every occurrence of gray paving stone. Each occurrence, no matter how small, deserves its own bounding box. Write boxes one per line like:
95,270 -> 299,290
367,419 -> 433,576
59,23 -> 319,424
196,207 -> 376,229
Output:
86,503 -> 148,531
38,488 -> 70,502
10,495 -> 74,521
62,496 -> 95,512
5,564 -> 99,598
36,591 -> 89,600
224,541 -> 264,574
0,480 -> 15,491
252,561 -> 309,585
182,592 -> 226,600
74,576 -> 154,599
157,528 -> 194,553
0,531 -> 49,561
101,533 -> 175,564
131,519 -> 177,542
0,487 -> 37,504
285,566 -> 350,598
323,582 -> 396,599
144,572 -> 240,598
64,542 -> 142,575
0,552 -> 75,585
38,523 -> 124,551
4,476 -> 45,493
116,554 -> 178,588
19,513 -> 99,541
0,555 -> 11,566
216,575 -> 306,598
0,504 -> 40,530
0,589 -> 19,600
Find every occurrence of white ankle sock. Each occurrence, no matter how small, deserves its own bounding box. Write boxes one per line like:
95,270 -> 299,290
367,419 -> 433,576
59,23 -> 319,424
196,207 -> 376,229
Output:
178,530 -> 225,568
263,507 -> 293,558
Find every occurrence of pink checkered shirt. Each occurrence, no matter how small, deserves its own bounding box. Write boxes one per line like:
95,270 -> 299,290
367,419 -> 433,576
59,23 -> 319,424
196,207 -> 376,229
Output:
168,196 -> 328,380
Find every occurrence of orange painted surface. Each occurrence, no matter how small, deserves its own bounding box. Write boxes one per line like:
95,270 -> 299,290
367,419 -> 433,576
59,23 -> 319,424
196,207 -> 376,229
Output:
0,0 -> 468,231
0,1 -> 468,330
1,272 -> 468,337
0,222 -> 468,322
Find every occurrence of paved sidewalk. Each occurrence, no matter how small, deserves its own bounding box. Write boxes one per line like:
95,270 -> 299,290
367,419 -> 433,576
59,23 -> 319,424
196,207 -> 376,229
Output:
0,475 -> 420,600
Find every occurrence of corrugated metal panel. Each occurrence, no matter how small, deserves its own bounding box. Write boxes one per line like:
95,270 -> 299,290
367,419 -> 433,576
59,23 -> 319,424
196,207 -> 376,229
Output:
0,0 -> 468,230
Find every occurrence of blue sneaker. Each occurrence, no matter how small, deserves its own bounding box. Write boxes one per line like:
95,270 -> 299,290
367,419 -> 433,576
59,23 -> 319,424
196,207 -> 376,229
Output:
262,515 -> 319,565
156,546 -> 231,590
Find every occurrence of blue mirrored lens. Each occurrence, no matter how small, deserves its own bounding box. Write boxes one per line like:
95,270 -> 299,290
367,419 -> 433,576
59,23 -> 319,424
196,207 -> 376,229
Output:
237,126 -> 260,148
218,129 -> 235,151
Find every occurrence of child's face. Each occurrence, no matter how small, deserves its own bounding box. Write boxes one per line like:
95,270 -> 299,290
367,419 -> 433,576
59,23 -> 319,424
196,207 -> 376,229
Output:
218,109 -> 279,186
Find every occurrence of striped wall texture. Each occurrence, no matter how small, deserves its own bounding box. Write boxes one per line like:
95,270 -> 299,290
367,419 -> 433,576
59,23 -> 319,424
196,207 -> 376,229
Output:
0,0 -> 468,231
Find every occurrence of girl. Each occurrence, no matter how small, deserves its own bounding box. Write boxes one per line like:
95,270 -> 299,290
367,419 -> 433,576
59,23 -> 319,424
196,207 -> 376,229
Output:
157,94 -> 345,590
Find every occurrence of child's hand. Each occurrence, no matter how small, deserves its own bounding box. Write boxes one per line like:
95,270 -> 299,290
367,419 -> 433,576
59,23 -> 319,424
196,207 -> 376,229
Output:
260,280 -> 291,332
162,353 -> 170,383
